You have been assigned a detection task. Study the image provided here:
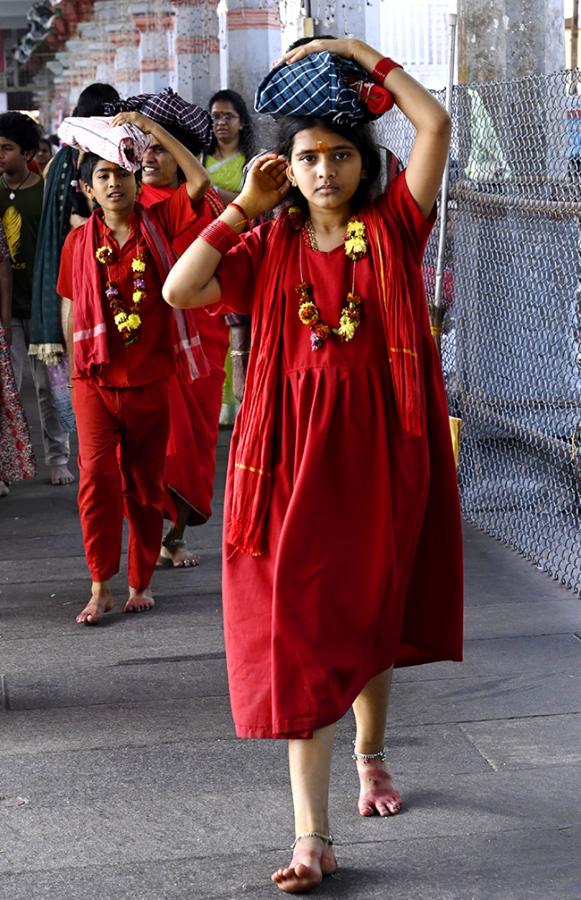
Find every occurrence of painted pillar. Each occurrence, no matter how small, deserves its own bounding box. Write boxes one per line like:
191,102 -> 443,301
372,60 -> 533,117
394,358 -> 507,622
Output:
109,28 -> 141,98
227,0 -> 281,107
169,0 -> 221,105
132,2 -> 175,94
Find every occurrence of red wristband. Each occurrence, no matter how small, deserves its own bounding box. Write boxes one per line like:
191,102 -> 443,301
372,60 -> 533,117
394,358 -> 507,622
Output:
371,57 -> 403,86
228,201 -> 251,230
199,219 -> 241,256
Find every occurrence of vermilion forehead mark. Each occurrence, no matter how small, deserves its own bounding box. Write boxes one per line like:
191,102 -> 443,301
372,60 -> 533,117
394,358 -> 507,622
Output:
315,141 -> 330,153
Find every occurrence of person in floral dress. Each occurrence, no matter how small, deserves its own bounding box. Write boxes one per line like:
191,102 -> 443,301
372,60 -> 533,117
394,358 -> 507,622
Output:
0,219 -> 35,495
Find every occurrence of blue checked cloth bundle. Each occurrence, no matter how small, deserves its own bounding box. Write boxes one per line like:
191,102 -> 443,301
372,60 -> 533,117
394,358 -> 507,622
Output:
254,51 -> 389,124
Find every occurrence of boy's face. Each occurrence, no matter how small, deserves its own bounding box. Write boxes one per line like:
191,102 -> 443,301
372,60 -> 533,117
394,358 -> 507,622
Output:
0,136 -> 33,178
83,160 -> 137,215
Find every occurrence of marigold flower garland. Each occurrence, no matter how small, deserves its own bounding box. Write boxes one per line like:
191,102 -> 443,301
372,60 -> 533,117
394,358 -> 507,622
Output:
290,208 -> 368,351
95,245 -> 147,345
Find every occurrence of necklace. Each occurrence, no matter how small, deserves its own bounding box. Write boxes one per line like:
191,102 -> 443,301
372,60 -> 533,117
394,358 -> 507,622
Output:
2,170 -> 31,201
294,213 -> 368,351
96,240 -> 147,345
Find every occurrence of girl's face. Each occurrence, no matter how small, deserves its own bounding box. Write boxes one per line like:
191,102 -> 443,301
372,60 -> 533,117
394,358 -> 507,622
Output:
287,126 -> 364,213
210,101 -> 243,149
141,143 -> 179,188
35,142 -> 52,169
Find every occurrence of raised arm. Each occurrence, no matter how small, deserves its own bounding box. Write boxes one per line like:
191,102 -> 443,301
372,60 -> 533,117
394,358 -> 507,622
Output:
163,152 -> 289,310
110,111 -> 210,204
279,39 -> 451,218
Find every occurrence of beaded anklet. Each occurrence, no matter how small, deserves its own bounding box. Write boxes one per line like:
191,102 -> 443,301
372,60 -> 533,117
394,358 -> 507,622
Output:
351,740 -> 386,763
291,832 -> 334,849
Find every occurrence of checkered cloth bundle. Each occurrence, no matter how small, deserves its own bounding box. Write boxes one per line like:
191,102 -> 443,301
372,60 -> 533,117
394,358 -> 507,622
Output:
254,51 -> 392,124
105,87 -> 213,153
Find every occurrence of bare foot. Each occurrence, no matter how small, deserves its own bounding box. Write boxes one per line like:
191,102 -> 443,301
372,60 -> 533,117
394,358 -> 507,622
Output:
123,586 -> 155,614
157,541 -> 200,569
76,587 -> 114,625
356,758 -> 401,817
50,465 -> 75,486
272,837 -> 337,894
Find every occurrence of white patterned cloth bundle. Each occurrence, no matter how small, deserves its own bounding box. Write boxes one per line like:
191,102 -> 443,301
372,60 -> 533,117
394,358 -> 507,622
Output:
57,117 -> 151,172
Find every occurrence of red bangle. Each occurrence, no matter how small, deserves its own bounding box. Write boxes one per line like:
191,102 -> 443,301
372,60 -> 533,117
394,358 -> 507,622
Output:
228,201 -> 251,230
371,57 -> 403,86
199,219 -> 241,256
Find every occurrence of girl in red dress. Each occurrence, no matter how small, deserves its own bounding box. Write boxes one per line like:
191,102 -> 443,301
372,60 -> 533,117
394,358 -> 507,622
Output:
164,38 -> 463,894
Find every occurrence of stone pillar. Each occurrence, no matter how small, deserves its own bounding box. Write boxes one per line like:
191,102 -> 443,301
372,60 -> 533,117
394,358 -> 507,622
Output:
109,29 -> 141,98
227,0 -> 281,107
458,0 -> 565,82
133,2 -> 175,94
170,0 -> 220,104
87,2 -> 117,83
332,0 -> 367,42
278,0 -> 306,51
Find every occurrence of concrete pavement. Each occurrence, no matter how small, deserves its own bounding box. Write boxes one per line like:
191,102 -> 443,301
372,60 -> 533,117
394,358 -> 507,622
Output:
0,386 -> 580,900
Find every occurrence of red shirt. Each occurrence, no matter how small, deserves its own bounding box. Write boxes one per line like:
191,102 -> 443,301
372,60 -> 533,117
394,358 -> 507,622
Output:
57,185 -> 201,387
140,182 -> 220,256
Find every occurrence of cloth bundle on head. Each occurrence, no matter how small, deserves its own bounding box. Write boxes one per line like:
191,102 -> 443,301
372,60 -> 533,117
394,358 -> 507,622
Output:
255,51 -> 393,123
57,117 -> 150,172
104,87 -> 213,154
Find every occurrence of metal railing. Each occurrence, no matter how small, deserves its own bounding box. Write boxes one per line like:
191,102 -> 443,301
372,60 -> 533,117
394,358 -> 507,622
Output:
377,70 -> 581,595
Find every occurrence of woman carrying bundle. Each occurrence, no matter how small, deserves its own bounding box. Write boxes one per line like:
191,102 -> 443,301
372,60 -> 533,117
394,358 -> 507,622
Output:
164,37 -> 463,894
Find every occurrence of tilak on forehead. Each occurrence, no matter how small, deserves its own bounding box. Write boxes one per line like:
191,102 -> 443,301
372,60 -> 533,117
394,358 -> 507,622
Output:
315,140 -> 330,153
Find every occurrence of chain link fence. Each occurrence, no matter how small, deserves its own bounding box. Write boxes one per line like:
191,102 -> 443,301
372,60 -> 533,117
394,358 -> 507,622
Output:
376,70 -> 581,596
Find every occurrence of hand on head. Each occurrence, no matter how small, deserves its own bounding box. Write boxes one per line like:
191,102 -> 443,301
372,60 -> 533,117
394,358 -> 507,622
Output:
274,38 -> 353,68
238,152 -> 290,217
109,111 -> 155,135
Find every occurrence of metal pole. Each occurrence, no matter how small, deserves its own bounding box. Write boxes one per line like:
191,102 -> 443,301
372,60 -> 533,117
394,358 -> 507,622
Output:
432,12 -> 458,353
572,0 -> 579,70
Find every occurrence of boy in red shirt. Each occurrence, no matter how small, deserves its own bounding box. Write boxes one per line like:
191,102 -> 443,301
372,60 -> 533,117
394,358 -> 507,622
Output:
58,111 -> 212,625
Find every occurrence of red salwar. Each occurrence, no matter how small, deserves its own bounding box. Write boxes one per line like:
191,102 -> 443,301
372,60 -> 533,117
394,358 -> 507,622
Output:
141,183 -> 229,525
215,172 -> 464,739
58,187 -> 201,587
72,378 -> 169,588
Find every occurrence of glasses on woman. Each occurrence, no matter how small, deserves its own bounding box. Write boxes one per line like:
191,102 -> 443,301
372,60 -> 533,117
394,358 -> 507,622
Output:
211,113 -> 240,123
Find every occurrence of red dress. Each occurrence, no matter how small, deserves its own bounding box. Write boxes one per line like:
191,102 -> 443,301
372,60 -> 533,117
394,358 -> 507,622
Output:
140,184 -> 229,525
216,172 -> 463,739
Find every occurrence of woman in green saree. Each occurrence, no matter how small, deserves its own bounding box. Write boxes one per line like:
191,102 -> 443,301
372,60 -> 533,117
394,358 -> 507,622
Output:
203,90 -> 255,425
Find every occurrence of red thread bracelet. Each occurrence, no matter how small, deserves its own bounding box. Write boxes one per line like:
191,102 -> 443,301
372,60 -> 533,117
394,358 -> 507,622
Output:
371,57 -> 403,86
228,201 -> 251,230
199,219 -> 241,256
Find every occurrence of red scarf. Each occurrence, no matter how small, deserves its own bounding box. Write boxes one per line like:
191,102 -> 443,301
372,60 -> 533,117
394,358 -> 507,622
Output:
72,205 -> 210,381
228,207 -> 423,556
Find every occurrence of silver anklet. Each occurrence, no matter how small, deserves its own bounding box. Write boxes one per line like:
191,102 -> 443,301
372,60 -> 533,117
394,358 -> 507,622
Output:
162,537 -> 186,549
291,831 -> 334,849
352,740 -> 386,763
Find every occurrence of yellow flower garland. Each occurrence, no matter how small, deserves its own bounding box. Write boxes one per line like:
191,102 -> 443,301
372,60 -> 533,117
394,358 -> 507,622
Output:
96,245 -> 147,345
295,216 -> 368,350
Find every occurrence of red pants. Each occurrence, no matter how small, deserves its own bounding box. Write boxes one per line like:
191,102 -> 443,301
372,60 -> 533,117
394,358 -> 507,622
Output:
73,378 -> 170,590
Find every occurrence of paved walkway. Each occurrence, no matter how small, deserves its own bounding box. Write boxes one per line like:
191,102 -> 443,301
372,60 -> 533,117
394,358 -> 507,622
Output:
1,386 -> 580,899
